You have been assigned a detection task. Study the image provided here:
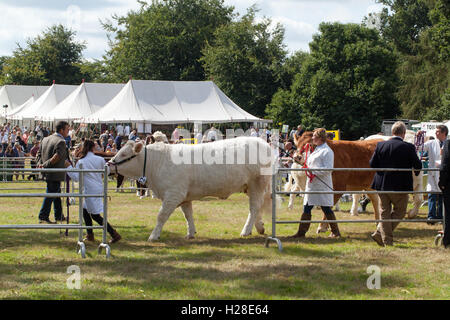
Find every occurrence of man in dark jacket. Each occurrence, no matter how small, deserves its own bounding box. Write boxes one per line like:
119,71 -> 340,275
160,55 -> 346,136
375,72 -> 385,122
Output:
438,139 -> 450,249
36,121 -> 70,224
369,121 -> 422,246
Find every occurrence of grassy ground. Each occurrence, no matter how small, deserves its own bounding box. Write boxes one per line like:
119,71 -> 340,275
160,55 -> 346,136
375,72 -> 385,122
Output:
0,180 -> 448,300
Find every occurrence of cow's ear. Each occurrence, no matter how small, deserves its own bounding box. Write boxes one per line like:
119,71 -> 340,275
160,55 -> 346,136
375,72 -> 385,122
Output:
134,142 -> 144,153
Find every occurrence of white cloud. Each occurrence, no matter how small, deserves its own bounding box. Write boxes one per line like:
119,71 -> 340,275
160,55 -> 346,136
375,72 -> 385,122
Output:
0,0 -> 381,59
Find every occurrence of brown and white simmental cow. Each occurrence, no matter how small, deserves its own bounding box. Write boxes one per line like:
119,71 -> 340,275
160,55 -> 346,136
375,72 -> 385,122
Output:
109,137 -> 273,241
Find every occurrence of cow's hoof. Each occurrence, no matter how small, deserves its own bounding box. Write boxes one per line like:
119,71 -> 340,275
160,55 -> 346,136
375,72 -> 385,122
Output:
407,210 -> 418,219
240,232 -> 252,237
287,205 -> 293,210
257,228 -> 265,235
350,212 -> 359,217
316,227 -> 328,234
148,236 -> 160,242
185,235 -> 195,240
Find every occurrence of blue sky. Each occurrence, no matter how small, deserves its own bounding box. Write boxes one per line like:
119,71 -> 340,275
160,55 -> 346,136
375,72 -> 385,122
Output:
0,0 -> 385,60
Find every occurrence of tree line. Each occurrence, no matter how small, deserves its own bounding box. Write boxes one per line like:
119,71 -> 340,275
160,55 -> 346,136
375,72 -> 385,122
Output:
0,0 -> 448,139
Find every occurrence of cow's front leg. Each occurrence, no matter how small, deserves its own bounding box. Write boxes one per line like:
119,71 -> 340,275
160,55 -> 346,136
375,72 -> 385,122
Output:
148,197 -> 182,241
288,189 -> 296,210
350,194 -> 361,216
180,201 -> 196,239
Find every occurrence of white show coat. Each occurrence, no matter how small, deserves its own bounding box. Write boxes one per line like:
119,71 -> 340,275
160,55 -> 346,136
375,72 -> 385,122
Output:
67,152 -> 109,215
304,142 -> 334,207
423,139 -> 444,192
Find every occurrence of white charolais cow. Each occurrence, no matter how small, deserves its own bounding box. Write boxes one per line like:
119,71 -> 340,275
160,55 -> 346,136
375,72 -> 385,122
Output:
109,137 -> 273,241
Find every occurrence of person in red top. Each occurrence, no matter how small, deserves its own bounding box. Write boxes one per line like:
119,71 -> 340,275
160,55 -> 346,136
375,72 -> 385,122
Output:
28,141 -> 40,181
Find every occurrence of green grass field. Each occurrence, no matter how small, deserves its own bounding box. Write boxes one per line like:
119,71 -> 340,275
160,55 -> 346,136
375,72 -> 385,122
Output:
0,180 -> 448,300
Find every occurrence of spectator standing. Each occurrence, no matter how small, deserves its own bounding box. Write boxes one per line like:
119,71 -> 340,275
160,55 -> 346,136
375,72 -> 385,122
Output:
100,130 -> 110,151
13,142 -> 25,180
418,126 -> 448,224
1,130 -> 8,152
438,139 -> 450,249
369,121 -> 422,246
1,145 -> 15,181
207,126 -> 217,142
294,125 -> 305,140
128,129 -> 137,141
36,121 -> 70,224
116,123 -> 124,137
194,131 -> 203,144
28,141 -> 40,181
171,127 -> 180,142
114,134 -> 123,151
124,124 -> 131,137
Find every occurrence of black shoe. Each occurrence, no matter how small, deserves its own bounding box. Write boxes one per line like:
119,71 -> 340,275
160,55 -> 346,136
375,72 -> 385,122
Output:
39,218 -> 56,224
55,215 -> 66,222
427,218 -> 436,225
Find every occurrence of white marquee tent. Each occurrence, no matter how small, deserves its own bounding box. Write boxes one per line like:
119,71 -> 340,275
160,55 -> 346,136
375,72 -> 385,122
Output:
7,96 -> 36,120
13,84 -> 78,121
44,82 -> 125,121
0,85 -> 48,110
0,85 -> 48,121
85,80 -> 270,124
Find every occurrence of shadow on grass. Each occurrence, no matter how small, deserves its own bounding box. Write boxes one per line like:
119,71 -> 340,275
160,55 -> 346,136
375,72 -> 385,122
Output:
0,248 -> 411,300
0,223 -> 431,299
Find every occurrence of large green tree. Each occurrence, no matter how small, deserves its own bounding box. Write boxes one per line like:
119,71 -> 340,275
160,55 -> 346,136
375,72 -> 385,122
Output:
1,24 -> 86,85
377,0 -> 450,120
268,22 -> 400,139
103,0 -> 234,81
201,8 -> 287,118
265,51 -> 310,127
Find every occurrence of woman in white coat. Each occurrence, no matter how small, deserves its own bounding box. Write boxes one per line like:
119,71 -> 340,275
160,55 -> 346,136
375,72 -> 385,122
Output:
292,128 -> 341,238
65,140 -> 121,243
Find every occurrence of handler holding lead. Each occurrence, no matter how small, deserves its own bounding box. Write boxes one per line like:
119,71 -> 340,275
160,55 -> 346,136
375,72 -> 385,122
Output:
65,140 -> 121,244
291,128 -> 341,238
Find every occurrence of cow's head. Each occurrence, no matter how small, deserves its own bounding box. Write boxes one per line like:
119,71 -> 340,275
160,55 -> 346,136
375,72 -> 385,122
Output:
293,131 -> 313,151
109,140 -> 145,177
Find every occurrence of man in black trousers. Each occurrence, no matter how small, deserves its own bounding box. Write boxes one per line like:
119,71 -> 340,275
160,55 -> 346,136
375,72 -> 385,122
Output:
36,121 -> 70,224
438,139 -> 450,249
369,121 -> 422,246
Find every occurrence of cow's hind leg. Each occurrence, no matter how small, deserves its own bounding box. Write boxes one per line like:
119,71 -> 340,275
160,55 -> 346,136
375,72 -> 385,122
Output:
242,180 -> 266,236
180,201 -> 196,239
366,192 -> 381,229
148,195 -> 184,241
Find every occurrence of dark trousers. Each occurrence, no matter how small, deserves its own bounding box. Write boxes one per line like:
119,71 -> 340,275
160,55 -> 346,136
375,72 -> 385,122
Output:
117,174 -> 124,188
442,191 -> 450,247
38,181 -> 62,220
83,209 -> 115,236
428,193 -> 443,220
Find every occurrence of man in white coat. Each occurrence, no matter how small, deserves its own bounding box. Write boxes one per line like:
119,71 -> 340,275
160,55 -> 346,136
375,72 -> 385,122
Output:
420,125 -> 448,224
291,128 -> 341,238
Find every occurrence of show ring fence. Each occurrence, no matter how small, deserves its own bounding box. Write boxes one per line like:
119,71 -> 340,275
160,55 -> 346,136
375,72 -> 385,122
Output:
266,167 -> 446,252
0,156 -> 145,193
0,164 -> 111,258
